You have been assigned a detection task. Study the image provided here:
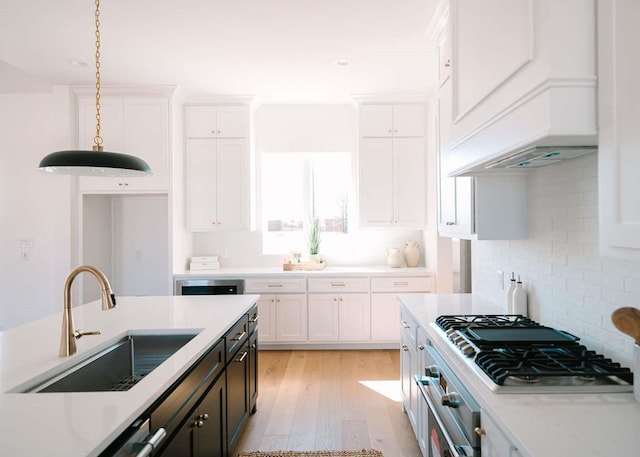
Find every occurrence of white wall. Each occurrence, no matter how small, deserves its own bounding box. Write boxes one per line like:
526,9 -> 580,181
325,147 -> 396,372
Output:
472,154 -> 640,368
0,91 -> 73,330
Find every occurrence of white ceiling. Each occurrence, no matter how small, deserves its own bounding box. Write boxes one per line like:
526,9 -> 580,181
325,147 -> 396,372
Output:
0,0 -> 439,102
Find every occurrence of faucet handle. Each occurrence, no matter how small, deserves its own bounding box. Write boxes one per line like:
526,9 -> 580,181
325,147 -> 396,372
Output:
74,330 -> 101,339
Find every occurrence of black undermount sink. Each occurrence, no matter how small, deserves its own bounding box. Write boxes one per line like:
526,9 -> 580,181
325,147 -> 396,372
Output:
16,332 -> 200,393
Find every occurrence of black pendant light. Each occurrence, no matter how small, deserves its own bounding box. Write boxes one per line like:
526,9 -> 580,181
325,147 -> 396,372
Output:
39,0 -> 152,177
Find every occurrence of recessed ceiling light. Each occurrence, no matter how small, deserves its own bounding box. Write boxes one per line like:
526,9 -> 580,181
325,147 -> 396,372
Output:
335,60 -> 350,66
69,59 -> 88,68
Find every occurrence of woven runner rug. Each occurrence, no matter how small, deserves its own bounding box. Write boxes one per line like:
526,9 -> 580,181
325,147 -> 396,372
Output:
237,450 -> 383,457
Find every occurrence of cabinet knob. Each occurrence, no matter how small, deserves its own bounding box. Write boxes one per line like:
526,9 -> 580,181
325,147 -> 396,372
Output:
195,419 -> 204,428
402,345 -> 409,352
199,413 -> 209,421
418,344 -> 425,351
474,427 -> 486,436
444,59 -> 451,68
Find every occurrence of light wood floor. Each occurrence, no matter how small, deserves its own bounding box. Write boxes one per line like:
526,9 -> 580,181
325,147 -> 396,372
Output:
233,350 -> 421,457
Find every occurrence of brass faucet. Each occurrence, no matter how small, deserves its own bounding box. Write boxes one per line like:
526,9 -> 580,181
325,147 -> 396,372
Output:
59,265 -> 117,357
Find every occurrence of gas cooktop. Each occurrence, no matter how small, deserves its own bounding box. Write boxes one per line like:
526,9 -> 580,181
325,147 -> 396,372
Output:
432,314 -> 633,393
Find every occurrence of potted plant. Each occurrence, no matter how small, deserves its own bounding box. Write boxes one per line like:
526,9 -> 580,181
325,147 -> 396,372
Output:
308,216 -> 321,262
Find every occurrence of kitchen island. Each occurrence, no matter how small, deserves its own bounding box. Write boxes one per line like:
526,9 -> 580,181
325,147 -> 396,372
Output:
400,293 -> 640,457
0,294 -> 258,457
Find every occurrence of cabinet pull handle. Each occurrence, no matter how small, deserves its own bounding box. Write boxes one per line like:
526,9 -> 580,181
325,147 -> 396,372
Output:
234,351 -> 248,362
268,284 -> 283,288
402,345 -> 409,352
330,282 -> 346,287
232,331 -> 246,341
446,221 -> 456,226
250,343 -> 257,349
394,281 -> 409,286
134,427 -> 166,457
444,59 -> 451,68
401,321 -> 410,329
249,315 -> 259,323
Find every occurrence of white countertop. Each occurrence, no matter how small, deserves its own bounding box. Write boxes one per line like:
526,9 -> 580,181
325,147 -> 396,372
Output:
399,293 -> 640,457
174,265 -> 434,279
0,294 -> 258,457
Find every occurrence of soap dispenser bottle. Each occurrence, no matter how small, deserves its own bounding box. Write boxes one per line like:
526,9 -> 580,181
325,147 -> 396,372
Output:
512,275 -> 528,317
506,272 -> 517,313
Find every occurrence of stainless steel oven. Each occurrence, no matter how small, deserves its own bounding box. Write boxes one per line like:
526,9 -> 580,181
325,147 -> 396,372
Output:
174,278 -> 244,295
415,342 -> 481,457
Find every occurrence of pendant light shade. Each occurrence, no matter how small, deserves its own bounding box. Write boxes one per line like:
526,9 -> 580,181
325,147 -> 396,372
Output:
39,149 -> 152,177
39,0 -> 152,177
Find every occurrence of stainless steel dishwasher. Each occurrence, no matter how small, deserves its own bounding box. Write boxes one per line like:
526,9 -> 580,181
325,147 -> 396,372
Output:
174,278 -> 245,295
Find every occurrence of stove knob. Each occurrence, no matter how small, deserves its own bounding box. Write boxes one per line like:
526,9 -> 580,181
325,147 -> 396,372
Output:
459,343 -> 475,356
425,365 -> 440,378
445,328 -> 456,336
441,392 -> 461,408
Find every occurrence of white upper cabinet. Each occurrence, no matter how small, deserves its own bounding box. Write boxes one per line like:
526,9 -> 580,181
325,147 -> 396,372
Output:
359,103 -> 426,228
186,105 -> 248,138
598,0 -> 640,259
443,0 -> 597,175
78,96 -> 170,193
359,104 -> 425,137
184,104 -> 250,231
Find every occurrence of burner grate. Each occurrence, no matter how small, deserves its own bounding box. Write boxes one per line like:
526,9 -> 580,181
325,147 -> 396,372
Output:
475,345 -> 634,386
435,314 -> 541,332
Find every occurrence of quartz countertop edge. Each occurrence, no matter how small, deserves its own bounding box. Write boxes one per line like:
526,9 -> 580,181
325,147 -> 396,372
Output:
174,265 -> 434,278
0,294 -> 259,457
398,293 -> 640,457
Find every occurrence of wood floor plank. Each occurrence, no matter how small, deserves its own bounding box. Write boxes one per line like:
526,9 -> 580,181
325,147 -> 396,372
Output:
234,350 -> 421,457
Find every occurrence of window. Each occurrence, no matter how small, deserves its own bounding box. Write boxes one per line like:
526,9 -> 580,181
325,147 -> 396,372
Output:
261,152 -> 352,255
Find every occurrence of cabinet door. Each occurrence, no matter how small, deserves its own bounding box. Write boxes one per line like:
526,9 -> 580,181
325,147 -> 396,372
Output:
186,139 -> 217,230
227,343 -> 249,453
359,138 -> 394,227
481,409 -> 521,457
308,294 -> 339,341
186,105 -> 218,138
78,97 -> 125,191
122,98 -> 170,192
256,295 -> 277,342
275,294 -> 308,341
392,105 -> 425,137
370,293 -> 401,342
360,104 -> 393,137
598,1 -> 640,257
393,137 -> 425,226
199,373 -> 227,457
338,293 -> 370,341
216,138 -> 249,230
186,105 -> 248,138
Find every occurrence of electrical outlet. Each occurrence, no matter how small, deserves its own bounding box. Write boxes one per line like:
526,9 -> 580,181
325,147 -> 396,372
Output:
496,270 -> 504,290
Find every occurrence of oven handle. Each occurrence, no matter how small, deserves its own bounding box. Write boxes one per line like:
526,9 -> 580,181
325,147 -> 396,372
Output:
415,376 -> 466,457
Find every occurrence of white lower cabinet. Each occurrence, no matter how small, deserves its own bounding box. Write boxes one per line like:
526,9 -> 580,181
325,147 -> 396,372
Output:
245,278 -> 307,343
371,276 -> 434,342
481,410 -> 522,457
308,277 -> 370,342
308,293 -> 370,341
400,309 -> 421,435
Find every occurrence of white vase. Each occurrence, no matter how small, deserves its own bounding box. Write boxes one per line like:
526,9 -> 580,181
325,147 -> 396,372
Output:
309,254 -> 320,263
387,248 -> 402,268
404,241 -> 420,267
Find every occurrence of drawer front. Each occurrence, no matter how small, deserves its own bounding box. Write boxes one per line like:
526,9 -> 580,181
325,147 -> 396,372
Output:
247,304 -> 258,335
371,276 -> 434,293
225,315 -> 249,362
244,278 -> 306,293
308,277 -> 369,293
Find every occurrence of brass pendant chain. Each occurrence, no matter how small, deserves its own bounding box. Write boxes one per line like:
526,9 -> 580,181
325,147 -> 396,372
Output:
93,0 -> 104,151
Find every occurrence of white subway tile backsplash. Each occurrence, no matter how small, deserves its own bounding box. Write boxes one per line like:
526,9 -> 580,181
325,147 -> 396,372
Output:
472,154 -> 640,367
